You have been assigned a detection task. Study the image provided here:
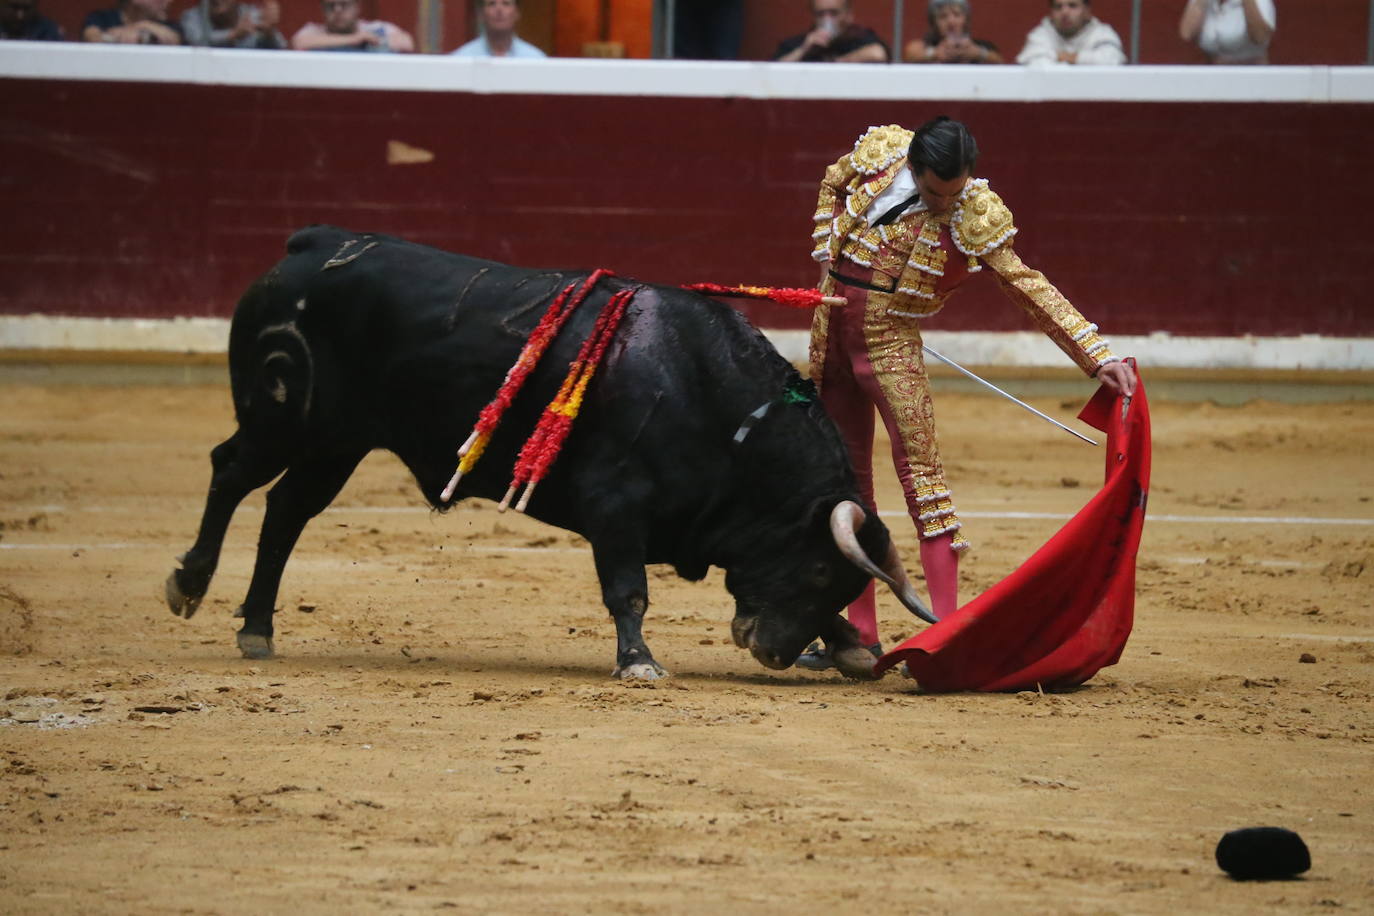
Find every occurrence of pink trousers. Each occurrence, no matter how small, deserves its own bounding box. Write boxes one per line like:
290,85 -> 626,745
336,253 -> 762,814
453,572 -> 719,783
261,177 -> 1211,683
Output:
815,276 -> 962,644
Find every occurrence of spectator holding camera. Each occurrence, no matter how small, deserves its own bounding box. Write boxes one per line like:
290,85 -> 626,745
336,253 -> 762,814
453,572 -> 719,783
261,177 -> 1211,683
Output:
774,0 -> 889,63
82,0 -> 182,44
1179,0 -> 1275,64
904,0 -> 1002,64
291,0 -> 413,52
181,0 -> 285,48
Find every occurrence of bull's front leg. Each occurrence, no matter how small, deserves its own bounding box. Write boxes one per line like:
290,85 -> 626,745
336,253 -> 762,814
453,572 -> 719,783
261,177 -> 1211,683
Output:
234,451 -> 365,659
168,432 -> 289,620
590,541 -> 666,680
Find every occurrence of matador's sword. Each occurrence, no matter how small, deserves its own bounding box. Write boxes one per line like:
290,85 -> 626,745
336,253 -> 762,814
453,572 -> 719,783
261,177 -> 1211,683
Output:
921,344 -> 1098,446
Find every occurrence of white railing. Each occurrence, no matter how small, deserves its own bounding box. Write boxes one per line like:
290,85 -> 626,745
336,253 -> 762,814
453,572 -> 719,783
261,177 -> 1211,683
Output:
3,42 -> 1373,102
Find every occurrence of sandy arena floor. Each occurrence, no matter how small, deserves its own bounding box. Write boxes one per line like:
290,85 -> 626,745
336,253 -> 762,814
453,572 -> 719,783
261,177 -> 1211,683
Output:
1,371 -> 1371,914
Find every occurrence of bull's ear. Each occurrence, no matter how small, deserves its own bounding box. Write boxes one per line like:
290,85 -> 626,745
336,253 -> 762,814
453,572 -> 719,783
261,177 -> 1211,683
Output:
807,495 -> 860,538
813,498 -> 890,559
828,501 -> 938,624
854,502 -> 891,561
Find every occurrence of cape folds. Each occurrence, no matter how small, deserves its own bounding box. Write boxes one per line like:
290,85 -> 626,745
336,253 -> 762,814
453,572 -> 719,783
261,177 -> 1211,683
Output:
874,360 -> 1151,691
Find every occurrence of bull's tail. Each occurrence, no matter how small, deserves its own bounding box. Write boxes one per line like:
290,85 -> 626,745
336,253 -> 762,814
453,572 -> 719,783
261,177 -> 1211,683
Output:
237,319 -> 315,435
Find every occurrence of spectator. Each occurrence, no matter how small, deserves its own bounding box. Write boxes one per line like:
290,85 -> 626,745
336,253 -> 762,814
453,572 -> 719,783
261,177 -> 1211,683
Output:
673,0 -> 742,60
1016,0 -> 1125,66
452,0 -> 544,58
774,0 -> 889,63
82,0 -> 182,44
291,0 -> 413,52
1,0 -> 64,39
1179,0 -> 1275,64
180,0 -> 285,48
904,0 -> 1002,64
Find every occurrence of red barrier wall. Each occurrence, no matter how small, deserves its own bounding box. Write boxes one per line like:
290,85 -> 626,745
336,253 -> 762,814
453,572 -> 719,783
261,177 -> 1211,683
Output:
2,74 -> 1371,338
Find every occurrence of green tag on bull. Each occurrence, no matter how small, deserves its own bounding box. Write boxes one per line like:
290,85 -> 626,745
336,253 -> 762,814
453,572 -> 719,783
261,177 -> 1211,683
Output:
782,377 -> 817,406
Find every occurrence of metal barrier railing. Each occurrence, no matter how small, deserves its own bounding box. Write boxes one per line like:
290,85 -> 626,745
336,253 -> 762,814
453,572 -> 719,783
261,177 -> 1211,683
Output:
656,0 -> 1374,66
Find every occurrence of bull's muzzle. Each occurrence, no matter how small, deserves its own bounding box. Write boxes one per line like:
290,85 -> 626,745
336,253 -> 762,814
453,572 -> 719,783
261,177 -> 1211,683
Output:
731,615 -> 790,669
731,613 -> 878,677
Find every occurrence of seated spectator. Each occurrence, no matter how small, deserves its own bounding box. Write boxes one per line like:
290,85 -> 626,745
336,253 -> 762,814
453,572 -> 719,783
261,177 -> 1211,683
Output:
904,0 -> 1002,64
774,0 -> 889,63
82,0 -> 182,44
1016,0 -> 1125,66
452,0 -> 544,58
1179,0 -> 1275,64
291,0 -> 413,52
181,0 -> 285,48
2,0 -> 65,39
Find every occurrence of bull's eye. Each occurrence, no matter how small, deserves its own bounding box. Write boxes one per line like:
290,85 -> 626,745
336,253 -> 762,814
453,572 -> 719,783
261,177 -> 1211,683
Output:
808,560 -> 832,588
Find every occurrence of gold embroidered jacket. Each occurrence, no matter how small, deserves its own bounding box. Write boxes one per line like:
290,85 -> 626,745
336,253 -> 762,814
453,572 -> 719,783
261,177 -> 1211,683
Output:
811,124 -> 1117,376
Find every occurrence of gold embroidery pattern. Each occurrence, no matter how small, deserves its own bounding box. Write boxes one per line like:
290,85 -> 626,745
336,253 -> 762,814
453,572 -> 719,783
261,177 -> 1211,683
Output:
837,222 -> 905,277
812,154 -> 855,262
807,303 -> 831,389
952,178 -> 1017,257
850,125 -> 914,176
811,179 -> 839,261
892,218 -> 947,309
981,246 -> 1118,376
864,308 -> 968,548
913,478 -> 970,548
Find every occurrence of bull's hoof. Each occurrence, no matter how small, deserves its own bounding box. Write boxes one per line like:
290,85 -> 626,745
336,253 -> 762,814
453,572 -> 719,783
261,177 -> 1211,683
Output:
613,662 -> 668,681
236,632 -> 275,659
833,644 -> 883,680
165,572 -> 203,619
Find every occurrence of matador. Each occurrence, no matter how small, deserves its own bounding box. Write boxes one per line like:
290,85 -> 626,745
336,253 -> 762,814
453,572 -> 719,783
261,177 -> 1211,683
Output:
799,116 -> 1137,669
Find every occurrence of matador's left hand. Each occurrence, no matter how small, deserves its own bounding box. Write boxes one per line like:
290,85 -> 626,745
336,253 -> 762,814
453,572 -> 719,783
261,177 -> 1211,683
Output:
1095,360 -> 1137,397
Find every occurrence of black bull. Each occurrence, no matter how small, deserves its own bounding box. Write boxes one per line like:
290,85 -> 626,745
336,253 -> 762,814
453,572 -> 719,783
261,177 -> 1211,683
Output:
166,226 -> 931,679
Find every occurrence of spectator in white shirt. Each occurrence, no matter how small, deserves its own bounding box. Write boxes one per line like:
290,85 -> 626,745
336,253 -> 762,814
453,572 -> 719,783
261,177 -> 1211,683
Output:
452,0 -> 546,58
1179,0 -> 1275,65
1017,0 -> 1125,66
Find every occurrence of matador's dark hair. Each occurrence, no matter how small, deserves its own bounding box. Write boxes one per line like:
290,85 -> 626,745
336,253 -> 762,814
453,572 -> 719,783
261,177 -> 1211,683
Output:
908,116 -> 979,181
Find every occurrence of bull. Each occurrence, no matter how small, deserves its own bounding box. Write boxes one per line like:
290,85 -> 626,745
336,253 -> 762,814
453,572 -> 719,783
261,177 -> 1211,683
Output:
166,226 -> 932,680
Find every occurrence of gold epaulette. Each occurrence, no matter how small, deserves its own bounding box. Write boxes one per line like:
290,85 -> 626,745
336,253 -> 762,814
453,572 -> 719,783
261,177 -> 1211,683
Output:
850,124 -> 914,177
952,178 -> 1017,258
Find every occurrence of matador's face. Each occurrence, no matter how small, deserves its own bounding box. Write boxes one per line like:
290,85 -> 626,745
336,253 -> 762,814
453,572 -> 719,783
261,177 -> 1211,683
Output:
913,167 -> 970,216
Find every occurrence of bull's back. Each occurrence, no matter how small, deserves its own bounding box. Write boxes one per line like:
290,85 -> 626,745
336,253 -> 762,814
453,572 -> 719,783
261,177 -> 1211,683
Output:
225,226 -> 794,513
226,227 -> 622,473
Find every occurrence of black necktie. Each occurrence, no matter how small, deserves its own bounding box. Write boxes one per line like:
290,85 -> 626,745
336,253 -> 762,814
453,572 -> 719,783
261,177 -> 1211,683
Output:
871,191 -> 922,228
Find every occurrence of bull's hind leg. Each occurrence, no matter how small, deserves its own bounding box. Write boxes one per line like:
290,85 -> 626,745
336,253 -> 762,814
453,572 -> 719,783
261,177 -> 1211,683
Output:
168,432 -> 289,619
234,450 -> 366,659
590,539 -> 666,680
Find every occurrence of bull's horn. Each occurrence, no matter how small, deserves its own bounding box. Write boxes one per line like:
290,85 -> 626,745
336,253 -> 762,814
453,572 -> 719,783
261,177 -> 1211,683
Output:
829,501 -> 939,625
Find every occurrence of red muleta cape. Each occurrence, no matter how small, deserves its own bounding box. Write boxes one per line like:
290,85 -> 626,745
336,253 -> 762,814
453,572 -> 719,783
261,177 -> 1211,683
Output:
873,359 -> 1151,692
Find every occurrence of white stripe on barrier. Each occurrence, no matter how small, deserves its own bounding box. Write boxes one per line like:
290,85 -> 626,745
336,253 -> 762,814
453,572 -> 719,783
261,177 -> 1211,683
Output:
5,315 -> 1374,371
3,44 -> 1374,104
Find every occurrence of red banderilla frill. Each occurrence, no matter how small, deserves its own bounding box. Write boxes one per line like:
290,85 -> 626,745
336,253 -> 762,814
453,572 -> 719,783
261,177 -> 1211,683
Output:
680,282 -> 846,309
500,286 -> 637,513
439,268 -> 613,503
